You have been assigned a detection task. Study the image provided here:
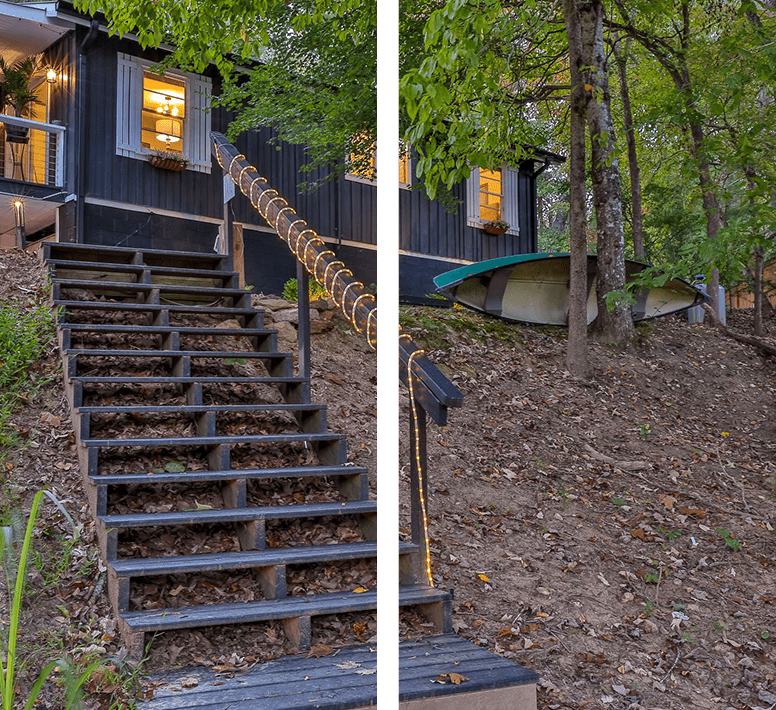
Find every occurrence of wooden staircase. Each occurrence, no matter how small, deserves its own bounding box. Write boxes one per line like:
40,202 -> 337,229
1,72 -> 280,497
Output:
45,242 -> 447,646
45,241 -> 537,708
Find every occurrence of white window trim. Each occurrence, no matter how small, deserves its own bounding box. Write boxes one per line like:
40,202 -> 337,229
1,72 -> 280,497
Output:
116,52 -> 212,174
345,172 -> 377,186
466,165 -> 520,236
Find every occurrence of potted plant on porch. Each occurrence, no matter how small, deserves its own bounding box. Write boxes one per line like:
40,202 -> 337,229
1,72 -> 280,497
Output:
0,57 -> 43,144
483,219 -> 510,235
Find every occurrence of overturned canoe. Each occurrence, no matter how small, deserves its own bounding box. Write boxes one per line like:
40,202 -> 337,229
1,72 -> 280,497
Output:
433,253 -> 703,326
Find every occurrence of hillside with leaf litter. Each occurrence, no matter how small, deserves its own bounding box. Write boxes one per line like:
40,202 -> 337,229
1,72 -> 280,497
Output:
400,304 -> 776,710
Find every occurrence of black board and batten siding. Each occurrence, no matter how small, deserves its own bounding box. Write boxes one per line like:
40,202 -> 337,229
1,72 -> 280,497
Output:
68,24 -> 550,299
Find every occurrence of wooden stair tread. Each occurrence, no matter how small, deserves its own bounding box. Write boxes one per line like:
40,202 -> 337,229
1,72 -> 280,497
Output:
46,243 -> 228,262
120,589 -> 379,632
55,300 -> 258,316
48,259 -> 239,280
88,464 -> 367,486
61,323 -> 272,335
82,432 -> 341,447
110,540 -> 397,576
67,349 -> 290,361
77,403 -> 325,414
53,278 -> 250,297
70,375 -> 303,384
138,634 -> 538,710
101,500 -> 377,528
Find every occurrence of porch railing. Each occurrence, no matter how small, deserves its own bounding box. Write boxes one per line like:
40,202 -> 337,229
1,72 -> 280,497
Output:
211,131 -> 463,588
0,115 -> 65,187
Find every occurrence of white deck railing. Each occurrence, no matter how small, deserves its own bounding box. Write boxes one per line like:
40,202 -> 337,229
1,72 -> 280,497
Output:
0,114 -> 65,188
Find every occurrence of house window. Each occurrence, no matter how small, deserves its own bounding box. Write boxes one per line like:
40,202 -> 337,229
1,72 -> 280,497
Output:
142,72 -> 185,155
399,146 -> 410,188
479,168 -> 502,222
116,53 -> 212,173
467,165 -> 520,235
346,135 -> 377,184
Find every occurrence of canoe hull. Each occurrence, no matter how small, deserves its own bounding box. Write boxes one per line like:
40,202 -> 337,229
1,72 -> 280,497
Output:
433,254 -> 703,326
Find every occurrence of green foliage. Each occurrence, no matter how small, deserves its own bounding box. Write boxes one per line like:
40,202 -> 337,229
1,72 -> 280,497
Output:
0,57 -> 44,117
76,0 -> 376,183
0,490 -> 95,710
400,0 -> 559,200
716,527 -> 742,551
282,278 -> 328,303
0,303 -> 57,449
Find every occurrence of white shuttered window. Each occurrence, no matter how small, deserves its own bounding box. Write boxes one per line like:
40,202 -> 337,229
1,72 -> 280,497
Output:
466,165 -> 520,235
116,53 -> 212,173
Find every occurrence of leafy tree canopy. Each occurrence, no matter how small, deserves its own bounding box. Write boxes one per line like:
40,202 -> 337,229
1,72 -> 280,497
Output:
75,0 -> 376,180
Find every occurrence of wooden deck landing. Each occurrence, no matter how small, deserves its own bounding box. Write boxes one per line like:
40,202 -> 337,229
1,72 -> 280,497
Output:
139,635 -> 538,709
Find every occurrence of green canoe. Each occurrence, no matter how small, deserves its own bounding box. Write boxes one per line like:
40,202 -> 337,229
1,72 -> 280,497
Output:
433,253 -> 703,326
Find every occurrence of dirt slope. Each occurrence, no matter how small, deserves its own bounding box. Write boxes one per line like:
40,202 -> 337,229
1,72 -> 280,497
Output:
400,305 -> 776,710
3,246 -> 775,709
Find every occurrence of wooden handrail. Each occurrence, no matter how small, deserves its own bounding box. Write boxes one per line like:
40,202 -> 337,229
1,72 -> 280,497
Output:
399,334 -> 463,426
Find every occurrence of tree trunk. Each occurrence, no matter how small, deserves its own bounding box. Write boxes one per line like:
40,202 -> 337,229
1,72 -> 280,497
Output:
564,0 -> 590,378
754,245 -> 764,336
611,3 -> 722,313
612,35 -> 645,260
579,0 -> 634,344
686,114 -> 723,314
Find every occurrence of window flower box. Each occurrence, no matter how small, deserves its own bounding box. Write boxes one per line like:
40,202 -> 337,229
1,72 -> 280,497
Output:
483,220 -> 509,235
147,152 -> 188,172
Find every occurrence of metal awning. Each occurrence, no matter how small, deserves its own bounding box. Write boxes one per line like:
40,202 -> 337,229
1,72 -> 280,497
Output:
0,1 -> 72,68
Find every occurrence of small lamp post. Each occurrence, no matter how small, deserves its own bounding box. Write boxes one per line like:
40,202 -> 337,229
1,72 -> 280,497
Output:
13,200 -> 25,250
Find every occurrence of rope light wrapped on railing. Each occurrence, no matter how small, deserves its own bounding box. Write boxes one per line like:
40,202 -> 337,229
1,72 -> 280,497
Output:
212,132 -> 377,350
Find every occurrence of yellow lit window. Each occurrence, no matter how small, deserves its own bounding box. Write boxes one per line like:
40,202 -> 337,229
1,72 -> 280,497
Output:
399,147 -> 410,186
479,168 -> 502,222
348,134 -> 376,181
142,72 -> 185,154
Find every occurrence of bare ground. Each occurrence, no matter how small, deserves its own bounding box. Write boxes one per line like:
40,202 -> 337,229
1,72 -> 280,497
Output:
400,304 -> 776,710
3,245 -> 775,710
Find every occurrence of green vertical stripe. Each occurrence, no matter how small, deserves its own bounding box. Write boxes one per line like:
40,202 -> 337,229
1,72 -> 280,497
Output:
377,0 -> 399,710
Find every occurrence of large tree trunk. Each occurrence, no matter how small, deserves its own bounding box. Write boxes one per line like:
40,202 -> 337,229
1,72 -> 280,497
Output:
579,0 -> 634,344
613,35 -> 645,259
564,0 -> 590,378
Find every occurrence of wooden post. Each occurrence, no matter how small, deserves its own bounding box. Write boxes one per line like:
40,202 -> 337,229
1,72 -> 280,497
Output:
296,260 -> 311,392
409,403 -> 430,586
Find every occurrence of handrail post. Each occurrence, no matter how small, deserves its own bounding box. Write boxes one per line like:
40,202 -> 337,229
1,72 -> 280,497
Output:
297,260 -> 311,390
409,402 -> 429,585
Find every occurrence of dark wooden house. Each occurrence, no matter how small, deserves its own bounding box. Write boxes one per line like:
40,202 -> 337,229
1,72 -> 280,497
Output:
0,0 -> 562,301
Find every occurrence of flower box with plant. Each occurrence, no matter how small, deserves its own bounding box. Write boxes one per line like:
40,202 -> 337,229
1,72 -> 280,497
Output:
483,219 -> 510,235
0,57 -> 43,144
147,150 -> 188,172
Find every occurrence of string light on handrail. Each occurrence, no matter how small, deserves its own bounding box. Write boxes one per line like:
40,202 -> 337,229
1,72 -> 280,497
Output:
340,280 -> 363,319
213,136 -> 377,350
286,219 -> 307,243
302,237 -> 325,268
322,260 -> 345,292
313,249 -> 336,279
350,292 -> 373,333
326,267 -> 351,299
228,153 -> 245,175
273,205 -> 297,232
263,196 -> 288,224
407,348 -> 434,587
366,308 -> 377,350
